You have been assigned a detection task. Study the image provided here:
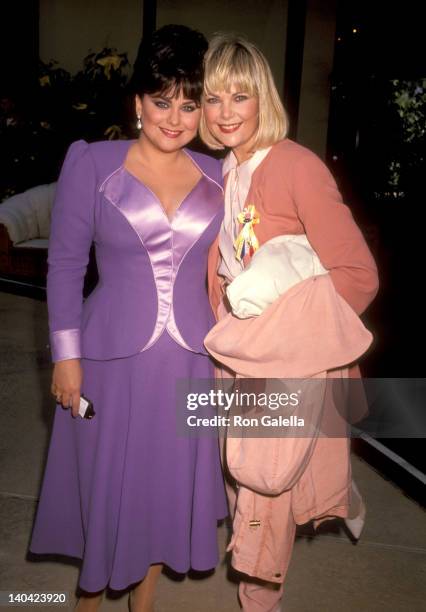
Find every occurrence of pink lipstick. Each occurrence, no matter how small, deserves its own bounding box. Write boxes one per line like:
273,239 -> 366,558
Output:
219,123 -> 242,134
160,128 -> 183,138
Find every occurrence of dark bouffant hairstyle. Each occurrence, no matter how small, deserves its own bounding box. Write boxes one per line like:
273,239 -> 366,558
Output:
130,24 -> 208,104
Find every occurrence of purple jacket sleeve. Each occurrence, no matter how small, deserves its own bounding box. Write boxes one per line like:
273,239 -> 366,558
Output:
47,140 -> 96,362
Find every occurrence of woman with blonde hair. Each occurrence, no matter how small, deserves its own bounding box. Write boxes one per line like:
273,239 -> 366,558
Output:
201,34 -> 378,611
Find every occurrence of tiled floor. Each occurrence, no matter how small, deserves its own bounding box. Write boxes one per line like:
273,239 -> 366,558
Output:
0,292 -> 425,611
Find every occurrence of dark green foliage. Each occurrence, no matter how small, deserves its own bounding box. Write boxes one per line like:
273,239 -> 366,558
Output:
0,48 -> 133,202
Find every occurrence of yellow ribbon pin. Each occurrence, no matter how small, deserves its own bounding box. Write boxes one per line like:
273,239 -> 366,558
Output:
234,205 -> 260,261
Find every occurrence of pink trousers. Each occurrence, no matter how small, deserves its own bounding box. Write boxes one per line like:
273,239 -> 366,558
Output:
218,355 -> 289,612
239,579 -> 284,612
223,448 -> 290,612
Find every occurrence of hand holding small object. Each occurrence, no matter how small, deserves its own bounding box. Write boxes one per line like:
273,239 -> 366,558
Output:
51,358 -> 82,418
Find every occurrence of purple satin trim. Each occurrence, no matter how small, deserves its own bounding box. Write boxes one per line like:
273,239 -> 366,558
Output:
50,328 -> 81,362
166,311 -> 192,350
101,166 -> 221,352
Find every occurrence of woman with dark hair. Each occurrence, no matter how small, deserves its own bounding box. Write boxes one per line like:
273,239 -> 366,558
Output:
30,25 -> 227,611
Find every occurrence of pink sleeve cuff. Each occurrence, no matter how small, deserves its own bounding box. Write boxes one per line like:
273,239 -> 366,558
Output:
50,328 -> 81,362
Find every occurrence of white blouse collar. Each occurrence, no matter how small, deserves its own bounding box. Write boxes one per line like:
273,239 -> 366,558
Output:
222,146 -> 272,177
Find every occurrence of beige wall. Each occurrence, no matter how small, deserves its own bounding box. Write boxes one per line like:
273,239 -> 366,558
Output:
297,0 -> 337,157
39,0 -> 143,74
157,0 -> 288,95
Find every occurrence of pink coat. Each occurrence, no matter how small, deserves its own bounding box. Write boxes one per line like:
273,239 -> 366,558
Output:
206,139 -> 379,584
208,139 -> 378,320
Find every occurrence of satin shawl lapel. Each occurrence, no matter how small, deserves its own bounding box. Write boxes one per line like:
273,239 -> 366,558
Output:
100,157 -> 223,267
101,167 -> 170,250
171,178 -> 223,277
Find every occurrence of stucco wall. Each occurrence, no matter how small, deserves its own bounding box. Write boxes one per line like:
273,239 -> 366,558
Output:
297,0 -> 337,157
39,0 -> 143,74
157,0 -> 288,95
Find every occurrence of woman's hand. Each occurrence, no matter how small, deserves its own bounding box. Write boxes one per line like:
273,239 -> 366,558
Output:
51,359 -> 82,418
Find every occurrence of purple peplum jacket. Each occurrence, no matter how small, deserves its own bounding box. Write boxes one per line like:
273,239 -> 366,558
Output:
48,139 -> 224,362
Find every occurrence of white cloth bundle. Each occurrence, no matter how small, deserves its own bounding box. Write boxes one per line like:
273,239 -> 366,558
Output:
226,234 -> 328,318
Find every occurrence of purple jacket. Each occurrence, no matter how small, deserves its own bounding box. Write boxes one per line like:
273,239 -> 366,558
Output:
48,140 -> 224,362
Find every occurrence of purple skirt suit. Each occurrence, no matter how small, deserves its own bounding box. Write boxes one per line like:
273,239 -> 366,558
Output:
29,140 -> 227,591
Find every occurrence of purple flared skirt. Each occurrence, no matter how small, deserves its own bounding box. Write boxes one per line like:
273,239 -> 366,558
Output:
30,333 -> 227,592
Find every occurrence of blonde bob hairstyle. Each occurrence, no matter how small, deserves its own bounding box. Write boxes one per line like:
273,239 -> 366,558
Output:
199,33 -> 289,150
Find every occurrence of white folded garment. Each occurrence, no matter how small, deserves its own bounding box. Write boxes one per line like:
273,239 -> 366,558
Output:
226,234 -> 328,318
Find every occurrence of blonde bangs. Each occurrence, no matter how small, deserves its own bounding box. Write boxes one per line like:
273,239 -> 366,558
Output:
204,45 -> 259,99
